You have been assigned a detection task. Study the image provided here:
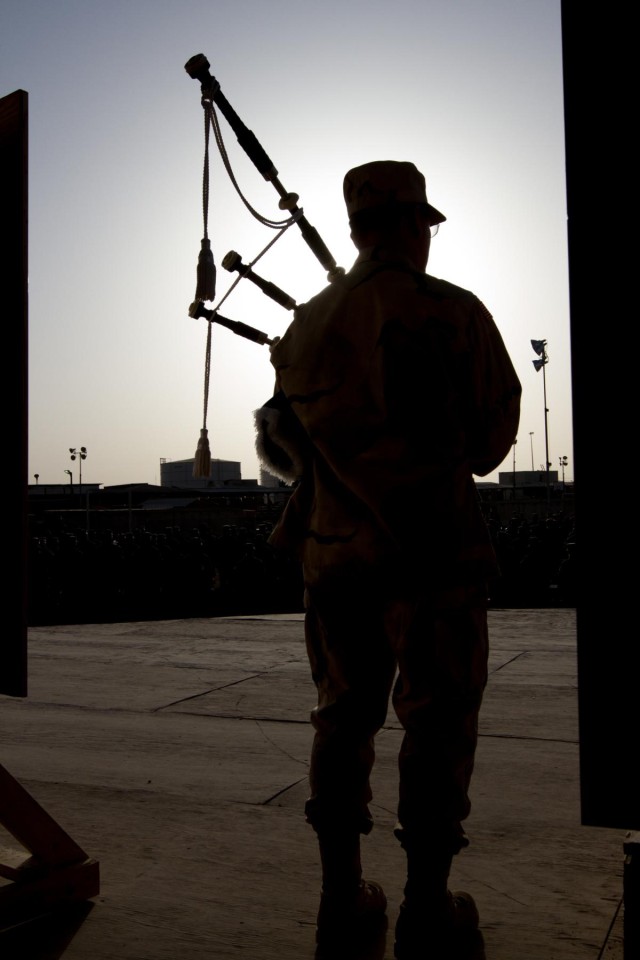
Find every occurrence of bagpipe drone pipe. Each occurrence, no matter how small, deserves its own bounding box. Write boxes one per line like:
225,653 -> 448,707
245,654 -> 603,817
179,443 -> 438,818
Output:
184,53 -> 345,346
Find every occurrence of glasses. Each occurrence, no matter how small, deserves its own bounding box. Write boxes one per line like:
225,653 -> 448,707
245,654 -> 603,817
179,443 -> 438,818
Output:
430,223 -> 440,238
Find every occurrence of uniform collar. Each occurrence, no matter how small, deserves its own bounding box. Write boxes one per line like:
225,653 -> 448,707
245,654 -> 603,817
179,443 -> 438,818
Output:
354,244 -> 423,272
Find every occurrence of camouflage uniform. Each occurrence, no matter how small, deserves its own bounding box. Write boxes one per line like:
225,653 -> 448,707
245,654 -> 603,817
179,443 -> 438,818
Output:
256,162 -> 521,855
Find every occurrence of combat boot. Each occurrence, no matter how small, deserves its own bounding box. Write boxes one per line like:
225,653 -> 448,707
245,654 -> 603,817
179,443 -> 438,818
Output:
393,830 -> 483,959
394,888 -> 483,959
314,828 -> 387,954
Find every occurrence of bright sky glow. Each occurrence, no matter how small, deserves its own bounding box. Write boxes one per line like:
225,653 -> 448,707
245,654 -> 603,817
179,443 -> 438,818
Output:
2,0 -> 571,487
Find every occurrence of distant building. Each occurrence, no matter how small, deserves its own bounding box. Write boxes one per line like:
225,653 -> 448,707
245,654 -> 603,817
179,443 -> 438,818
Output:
259,466 -> 292,488
160,457 -> 242,489
28,482 -> 102,497
498,470 -> 560,487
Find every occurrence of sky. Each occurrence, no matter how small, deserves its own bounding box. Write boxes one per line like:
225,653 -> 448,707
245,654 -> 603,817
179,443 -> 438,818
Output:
2,0 -> 571,488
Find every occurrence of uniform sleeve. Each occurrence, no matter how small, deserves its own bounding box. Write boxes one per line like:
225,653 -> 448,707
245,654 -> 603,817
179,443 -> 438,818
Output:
464,299 -> 521,476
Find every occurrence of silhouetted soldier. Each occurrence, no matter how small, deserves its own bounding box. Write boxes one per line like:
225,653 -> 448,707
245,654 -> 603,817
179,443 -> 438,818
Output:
256,160 -> 521,958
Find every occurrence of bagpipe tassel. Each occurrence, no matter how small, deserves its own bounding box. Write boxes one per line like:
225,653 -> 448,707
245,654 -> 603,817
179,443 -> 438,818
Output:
196,238 -> 216,302
193,427 -> 212,479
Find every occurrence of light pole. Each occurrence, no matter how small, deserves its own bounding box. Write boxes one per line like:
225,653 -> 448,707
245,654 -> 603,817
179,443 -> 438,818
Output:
69,447 -> 87,497
529,432 -> 534,471
531,339 -> 551,511
64,468 -> 73,494
559,455 -> 568,489
33,473 -> 39,485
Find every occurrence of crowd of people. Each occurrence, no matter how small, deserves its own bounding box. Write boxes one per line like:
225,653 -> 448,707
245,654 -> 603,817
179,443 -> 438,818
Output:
26,508 -> 576,626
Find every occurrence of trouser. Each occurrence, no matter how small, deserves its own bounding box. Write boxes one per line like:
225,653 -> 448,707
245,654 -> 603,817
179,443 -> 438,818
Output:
303,573 -> 489,853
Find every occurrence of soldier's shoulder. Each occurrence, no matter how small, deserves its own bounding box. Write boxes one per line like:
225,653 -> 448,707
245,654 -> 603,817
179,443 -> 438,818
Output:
421,273 -> 480,303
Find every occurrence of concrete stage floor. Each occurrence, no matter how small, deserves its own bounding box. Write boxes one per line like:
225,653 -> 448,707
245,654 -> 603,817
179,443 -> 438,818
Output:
0,609 -> 628,959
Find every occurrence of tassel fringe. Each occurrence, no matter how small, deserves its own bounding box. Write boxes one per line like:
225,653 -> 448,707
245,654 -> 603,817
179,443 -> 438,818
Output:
193,428 -> 212,479
196,238 -> 216,302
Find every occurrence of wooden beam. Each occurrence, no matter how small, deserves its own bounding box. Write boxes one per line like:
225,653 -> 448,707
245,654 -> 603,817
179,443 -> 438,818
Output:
0,764 -> 99,931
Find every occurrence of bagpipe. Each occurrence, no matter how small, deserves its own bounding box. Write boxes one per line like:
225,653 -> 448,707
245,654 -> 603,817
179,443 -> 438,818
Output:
183,55 -> 344,476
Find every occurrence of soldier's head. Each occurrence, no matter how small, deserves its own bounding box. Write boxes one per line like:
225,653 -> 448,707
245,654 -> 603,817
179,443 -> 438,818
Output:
343,160 -> 445,270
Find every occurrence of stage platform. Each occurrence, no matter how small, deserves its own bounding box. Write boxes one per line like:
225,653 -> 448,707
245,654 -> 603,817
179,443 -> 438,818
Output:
0,609 -> 628,959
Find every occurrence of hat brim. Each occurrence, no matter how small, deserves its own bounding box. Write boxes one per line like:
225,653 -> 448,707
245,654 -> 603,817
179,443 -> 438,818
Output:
427,203 -> 446,226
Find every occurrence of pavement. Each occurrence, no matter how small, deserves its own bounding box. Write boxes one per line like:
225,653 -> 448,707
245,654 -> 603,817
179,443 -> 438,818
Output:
0,608 -> 629,959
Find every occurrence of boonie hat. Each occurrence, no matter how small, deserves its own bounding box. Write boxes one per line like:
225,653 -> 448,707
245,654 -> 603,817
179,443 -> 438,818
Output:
343,160 -> 446,225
